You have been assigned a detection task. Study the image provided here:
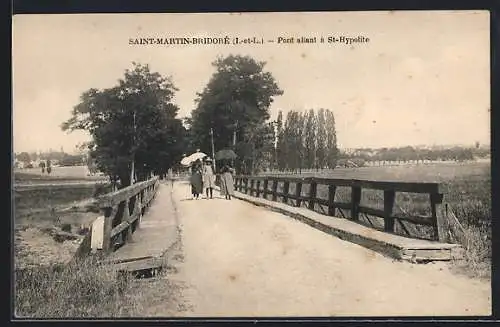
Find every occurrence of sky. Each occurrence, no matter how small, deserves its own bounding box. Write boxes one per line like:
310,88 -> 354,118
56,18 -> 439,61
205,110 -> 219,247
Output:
12,11 -> 490,154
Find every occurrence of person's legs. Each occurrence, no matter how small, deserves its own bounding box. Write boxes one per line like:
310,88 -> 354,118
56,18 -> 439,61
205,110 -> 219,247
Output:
206,188 -> 209,198
209,187 -> 213,199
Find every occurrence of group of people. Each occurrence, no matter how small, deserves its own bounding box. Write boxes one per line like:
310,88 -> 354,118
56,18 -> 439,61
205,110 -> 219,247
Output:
190,157 -> 235,200
40,160 -> 52,174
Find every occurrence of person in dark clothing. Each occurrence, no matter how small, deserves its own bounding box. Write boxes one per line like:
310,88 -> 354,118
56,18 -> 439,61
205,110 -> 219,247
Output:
190,164 -> 203,199
46,159 -> 52,174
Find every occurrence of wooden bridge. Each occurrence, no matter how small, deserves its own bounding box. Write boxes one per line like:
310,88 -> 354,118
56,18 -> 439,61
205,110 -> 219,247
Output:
71,174 -> 491,316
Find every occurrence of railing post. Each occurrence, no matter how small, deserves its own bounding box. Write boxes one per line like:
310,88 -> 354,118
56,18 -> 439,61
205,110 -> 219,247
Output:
351,185 -> 361,220
245,178 -> 249,194
295,182 -> 303,207
308,179 -> 317,210
101,206 -> 117,254
283,181 -> 290,204
272,179 -> 278,201
383,190 -> 396,232
328,184 -> 336,216
431,193 -> 445,242
250,179 -> 255,196
263,179 -> 269,199
256,180 -> 261,197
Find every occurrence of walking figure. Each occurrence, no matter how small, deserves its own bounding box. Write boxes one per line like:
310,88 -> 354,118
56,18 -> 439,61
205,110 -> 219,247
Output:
190,160 -> 203,200
40,161 -> 46,174
202,158 -> 215,199
220,164 -> 235,200
46,159 -> 52,175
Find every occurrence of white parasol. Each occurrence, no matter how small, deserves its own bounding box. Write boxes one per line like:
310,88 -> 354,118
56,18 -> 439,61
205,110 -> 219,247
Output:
180,151 -> 207,166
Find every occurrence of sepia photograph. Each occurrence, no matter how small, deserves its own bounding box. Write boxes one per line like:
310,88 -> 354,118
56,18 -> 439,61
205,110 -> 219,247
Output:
12,11 -> 491,318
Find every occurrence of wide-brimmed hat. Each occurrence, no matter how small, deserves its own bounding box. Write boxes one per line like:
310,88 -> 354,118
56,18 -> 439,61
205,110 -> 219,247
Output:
204,157 -> 213,162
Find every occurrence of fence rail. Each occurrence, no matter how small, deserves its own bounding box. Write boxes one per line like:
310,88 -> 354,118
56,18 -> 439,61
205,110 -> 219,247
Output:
96,176 -> 160,254
234,175 -> 446,242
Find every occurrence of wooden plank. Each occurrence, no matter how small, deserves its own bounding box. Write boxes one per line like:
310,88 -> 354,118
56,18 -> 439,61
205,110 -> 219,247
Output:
328,185 -> 336,216
308,180 -> 317,210
353,179 -> 439,194
351,186 -> 361,220
111,220 -> 131,238
98,177 -> 158,207
102,206 -> 118,254
384,190 -> 396,232
114,257 -> 164,274
282,181 -> 290,203
358,206 -> 385,218
334,202 -> 351,210
401,248 -> 453,261
235,175 -> 440,194
295,182 -> 303,207
431,193 -> 446,241
272,180 -> 278,201
263,179 -> 269,199
394,215 -> 434,226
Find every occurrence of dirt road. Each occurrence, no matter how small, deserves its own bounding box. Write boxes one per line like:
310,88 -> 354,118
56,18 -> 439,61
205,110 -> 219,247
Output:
159,182 -> 491,317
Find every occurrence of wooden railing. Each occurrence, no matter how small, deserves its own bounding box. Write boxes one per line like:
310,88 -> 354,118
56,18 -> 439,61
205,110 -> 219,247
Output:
234,175 -> 446,242
96,176 -> 160,254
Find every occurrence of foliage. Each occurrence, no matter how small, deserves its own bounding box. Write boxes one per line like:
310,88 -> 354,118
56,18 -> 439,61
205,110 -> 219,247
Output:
341,145 -> 487,163
277,108 -> 339,172
59,154 -> 84,167
16,152 -> 31,163
188,55 -> 283,173
61,63 -> 186,187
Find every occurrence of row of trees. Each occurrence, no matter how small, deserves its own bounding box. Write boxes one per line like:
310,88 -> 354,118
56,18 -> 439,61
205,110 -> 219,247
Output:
15,151 -> 85,167
342,145 -> 489,164
276,108 -> 338,172
15,150 -> 68,163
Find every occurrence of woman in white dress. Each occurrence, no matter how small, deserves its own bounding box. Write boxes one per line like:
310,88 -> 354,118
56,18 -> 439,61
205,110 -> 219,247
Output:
202,158 -> 216,199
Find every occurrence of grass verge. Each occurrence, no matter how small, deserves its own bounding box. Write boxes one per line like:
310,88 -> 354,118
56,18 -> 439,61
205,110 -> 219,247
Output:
15,257 -> 141,318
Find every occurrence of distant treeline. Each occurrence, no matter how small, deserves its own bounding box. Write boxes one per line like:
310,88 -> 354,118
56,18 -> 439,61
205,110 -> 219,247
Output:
340,145 -> 489,164
14,151 -> 85,167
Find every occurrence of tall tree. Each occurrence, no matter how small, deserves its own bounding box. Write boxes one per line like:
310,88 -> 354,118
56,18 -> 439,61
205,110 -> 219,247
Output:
325,109 -> 339,168
61,62 -> 185,188
276,110 -> 286,171
304,109 -> 316,169
315,108 -> 327,170
189,55 -> 283,173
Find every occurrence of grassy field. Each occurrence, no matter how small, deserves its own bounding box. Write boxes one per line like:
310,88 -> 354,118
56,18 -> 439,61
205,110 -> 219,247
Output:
260,162 -> 491,279
14,165 -> 107,184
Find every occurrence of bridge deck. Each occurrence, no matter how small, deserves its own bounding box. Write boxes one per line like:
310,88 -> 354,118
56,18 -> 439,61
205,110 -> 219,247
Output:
104,183 -> 178,271
229,189 -> 462,262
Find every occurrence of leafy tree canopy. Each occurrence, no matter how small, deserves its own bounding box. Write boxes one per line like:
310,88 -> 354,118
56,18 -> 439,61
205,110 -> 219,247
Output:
61,62 -> 186,187
189,55 -> 283,173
